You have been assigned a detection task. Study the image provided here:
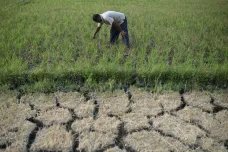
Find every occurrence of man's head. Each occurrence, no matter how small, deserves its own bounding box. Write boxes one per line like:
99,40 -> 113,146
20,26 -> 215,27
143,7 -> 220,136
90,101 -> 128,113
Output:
92,14 -> 102,23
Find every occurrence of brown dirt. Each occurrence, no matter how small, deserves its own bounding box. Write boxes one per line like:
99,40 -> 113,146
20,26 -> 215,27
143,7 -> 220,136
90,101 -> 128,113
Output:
0,89 -> 227,152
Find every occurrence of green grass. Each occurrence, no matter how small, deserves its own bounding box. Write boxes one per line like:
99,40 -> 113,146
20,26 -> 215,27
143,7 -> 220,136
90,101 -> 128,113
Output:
0,0 -> 228,92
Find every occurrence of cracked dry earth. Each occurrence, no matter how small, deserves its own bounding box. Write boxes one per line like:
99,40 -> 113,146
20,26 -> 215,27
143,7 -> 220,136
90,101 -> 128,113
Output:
0,89 -> 228,152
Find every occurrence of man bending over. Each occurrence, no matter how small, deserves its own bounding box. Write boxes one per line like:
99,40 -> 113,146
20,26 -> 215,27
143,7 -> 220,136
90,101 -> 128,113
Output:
92,11 -> 130,55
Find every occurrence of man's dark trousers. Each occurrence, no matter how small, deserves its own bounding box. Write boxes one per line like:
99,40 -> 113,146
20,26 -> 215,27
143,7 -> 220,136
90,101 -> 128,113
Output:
110,17 -> 130,48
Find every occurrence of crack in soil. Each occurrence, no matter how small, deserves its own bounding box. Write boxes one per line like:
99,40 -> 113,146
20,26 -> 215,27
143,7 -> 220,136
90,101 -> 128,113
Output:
213,106 -> 227,113
6,90 -> 227,152
190,120 -> 210,135
28,103 -> 35,110
169,113 -> 210,136
83,90 -> 91,101
0,142 -> 11,150
224,140 -> 228,150
128,127 -> 152,134
155,104 -> 165,118
127,91 -> 133,101
55,96 -> 60,107
179,88 -> 185,95
107,114 -> 121,121
125,146 -> 137,152
122,83 -> 130,94
177,95 -> 187,111
93,100 -> 100,120
188,105 -> 212,114
125,89 -> 134,114
170,95 -> 187,113
30,150 -> 62,152
63,106 -> 80,152
115,122 -> 127,150
26,126 -> 39,152
178,95 -> 212,114
55,94 -> 101,152
210,96 -> 228,113
71,132 -> 79,152
0,128 -> 19,149
153,128 -> 195,150
25,117 -> 44,151
125,107 -> 132,113
122,83 -> 132,102
26,117 -> 44,128
94,144 -> 116,152
65,108 -> 79,132
8,127 -> 19,133
16,88 -> 24,104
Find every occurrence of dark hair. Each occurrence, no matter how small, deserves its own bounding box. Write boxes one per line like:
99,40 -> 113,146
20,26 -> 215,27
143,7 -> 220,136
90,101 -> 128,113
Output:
92,14 -> 102,22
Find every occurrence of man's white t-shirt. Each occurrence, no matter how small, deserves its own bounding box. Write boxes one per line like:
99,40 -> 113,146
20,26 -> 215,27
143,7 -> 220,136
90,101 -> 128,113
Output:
98,11 -> 125,27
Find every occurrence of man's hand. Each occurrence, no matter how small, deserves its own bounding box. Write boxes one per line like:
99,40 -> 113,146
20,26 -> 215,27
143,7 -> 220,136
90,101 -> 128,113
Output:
121,31 -> 127,38
93,27 -> 101,39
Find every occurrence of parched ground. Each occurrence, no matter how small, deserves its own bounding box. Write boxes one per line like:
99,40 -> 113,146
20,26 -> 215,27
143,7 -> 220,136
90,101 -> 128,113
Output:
0,88 -> 227,152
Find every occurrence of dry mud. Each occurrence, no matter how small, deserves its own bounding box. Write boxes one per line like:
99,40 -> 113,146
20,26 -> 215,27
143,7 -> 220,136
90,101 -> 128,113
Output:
0,89 -> 227,152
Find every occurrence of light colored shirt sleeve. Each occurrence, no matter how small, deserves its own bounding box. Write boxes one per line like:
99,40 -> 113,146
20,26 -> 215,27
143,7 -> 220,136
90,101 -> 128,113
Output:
98,23 -> 103,27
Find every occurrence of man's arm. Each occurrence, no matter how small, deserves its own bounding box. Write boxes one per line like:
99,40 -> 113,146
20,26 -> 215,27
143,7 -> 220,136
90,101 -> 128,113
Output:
112,21 -> 126,37
93,26 -> 101,39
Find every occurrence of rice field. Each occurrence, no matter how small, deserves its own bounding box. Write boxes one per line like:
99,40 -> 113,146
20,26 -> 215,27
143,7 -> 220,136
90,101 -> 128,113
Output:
0,0 -> 228,92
